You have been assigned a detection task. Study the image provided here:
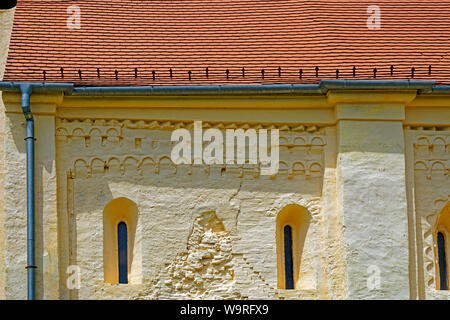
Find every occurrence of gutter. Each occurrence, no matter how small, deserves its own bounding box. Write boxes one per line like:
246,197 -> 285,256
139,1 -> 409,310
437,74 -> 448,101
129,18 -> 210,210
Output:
71,84 -> 324,96
0,78 -> 443,299
426,85 -> 450,95
320,79 -> 435,93
0,80 -> 438,97
70,80 -> 436,96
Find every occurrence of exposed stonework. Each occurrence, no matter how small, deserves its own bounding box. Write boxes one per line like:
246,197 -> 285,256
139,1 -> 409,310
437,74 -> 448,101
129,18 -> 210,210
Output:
155,210 -> 240,299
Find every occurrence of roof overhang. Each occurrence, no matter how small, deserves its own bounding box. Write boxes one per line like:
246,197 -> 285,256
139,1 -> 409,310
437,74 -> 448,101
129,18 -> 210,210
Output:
0,80 -> 442,97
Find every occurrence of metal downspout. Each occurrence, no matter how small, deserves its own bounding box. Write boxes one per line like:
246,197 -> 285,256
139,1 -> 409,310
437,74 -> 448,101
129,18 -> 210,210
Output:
19,83 -> 35,300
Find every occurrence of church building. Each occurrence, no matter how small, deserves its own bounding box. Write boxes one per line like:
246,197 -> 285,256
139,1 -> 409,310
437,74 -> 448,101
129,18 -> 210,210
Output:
0,0 -> 449,300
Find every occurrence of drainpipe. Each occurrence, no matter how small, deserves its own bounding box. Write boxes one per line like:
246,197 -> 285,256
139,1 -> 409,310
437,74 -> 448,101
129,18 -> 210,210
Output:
0,82 -> 73,300
19,83 -> 35,300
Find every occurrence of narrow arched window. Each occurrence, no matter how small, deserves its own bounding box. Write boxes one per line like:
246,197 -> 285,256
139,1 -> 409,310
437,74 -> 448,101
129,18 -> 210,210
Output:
118,222 -> 128,284
276,204 -> 311,290
437,232 -> 448,290
103,198 -> 139,284
284,225 -> 294,289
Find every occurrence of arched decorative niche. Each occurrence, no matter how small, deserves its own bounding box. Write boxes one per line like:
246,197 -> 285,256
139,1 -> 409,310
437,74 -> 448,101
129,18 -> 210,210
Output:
103,197 -> 139,284
434,202 -> 450,290
276,204 -> 311,290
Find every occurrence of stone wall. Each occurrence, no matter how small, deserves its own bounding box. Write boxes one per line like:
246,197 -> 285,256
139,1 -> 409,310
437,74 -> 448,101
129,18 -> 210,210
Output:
55,118 -> 334,299
1,87 -> 449,300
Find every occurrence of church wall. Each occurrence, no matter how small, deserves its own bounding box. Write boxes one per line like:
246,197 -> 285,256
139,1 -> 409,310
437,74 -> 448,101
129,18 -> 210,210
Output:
0,91 -> 449,300
406,125 -> 450,300
55,116 -> 332,299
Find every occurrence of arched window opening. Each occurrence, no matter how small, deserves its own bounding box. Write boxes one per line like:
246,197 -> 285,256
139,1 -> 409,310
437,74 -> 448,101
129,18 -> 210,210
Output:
437,232 -> 448,290
284,225 -> 294,289
118,222 -> 128,284
276,204 -> 310,290
434,202 -> 450,290
103,197 -> 138,284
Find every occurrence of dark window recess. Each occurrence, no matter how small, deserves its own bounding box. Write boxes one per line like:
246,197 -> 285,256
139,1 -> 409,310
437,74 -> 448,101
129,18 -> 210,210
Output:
438,232 -> 448,290
284,225 -> 294,289
118,222 -> 128,284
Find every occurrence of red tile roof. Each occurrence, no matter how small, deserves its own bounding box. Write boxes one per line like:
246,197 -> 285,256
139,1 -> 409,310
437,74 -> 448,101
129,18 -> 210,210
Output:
4,0 -> 450,86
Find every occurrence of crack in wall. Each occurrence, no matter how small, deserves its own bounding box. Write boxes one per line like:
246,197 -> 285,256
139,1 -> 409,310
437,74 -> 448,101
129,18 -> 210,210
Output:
229,182 -> 242,233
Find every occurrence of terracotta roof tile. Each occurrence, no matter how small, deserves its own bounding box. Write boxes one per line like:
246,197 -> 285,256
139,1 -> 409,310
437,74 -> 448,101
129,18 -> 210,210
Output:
4,0 -> 450,86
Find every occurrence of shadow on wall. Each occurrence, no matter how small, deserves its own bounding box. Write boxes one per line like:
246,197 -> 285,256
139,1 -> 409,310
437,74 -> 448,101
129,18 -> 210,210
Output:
4,113 -> 56,299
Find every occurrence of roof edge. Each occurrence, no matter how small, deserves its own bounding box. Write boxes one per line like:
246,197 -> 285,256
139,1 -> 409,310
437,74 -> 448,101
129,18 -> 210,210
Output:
0,80 -> 443,96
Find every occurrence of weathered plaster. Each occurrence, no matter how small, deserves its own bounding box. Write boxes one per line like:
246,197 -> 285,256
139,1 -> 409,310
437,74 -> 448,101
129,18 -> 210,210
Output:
56,119 -> 328,299
337,120 -> 410,299
407,127 -> 450,300
0,86 -> 449,299
0,6 -> 15,300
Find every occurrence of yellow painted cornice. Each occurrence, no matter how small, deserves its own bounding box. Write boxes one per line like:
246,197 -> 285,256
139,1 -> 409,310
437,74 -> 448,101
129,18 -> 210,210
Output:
2,91 -> 64,105
3,88 -> 450,126
60,95 -> 330,109
406,94 -> 450,107
326,90 -> 418,106
2,92 -> 63,115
